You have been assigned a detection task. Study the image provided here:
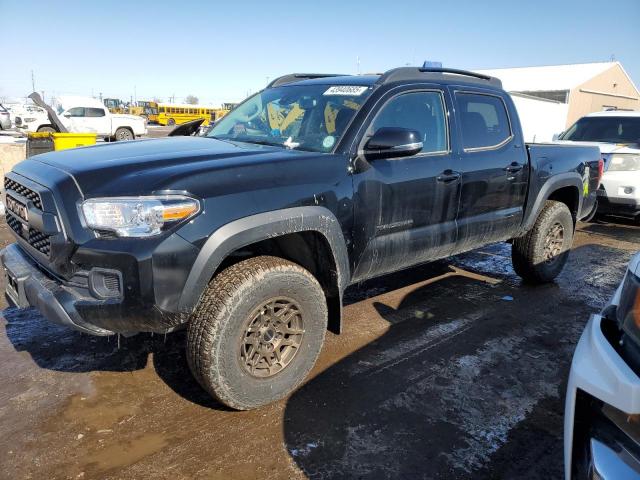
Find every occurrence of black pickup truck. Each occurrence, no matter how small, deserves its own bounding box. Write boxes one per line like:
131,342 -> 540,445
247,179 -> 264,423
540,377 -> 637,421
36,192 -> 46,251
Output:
1,67 -> 601,410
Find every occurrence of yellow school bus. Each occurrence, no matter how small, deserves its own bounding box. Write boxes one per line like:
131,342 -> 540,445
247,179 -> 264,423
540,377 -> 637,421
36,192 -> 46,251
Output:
145,101 -> 159,123
157,104 -> 218,126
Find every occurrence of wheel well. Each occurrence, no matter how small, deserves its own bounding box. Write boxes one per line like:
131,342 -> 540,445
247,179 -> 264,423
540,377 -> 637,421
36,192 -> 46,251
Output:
548,186 -> 579,223
214,231 -> 342,333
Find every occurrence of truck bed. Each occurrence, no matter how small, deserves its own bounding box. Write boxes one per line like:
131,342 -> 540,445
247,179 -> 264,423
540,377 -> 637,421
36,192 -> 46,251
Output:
525,143 -> 601,222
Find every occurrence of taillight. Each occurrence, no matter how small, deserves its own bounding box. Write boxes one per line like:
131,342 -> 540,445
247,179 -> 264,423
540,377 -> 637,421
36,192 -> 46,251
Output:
598,158 -> 604,181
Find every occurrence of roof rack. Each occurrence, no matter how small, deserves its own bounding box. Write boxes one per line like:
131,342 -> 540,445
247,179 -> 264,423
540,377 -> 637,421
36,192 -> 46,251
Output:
375,67 -> 502,88
266,73 -> 348,88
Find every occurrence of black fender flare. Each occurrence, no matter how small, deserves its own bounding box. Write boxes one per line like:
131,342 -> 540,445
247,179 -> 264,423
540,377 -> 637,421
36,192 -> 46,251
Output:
520,172 -> 583,234
178,206 -> 350,315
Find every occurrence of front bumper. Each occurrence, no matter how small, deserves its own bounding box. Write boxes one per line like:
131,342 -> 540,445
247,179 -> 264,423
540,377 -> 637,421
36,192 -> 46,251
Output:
598,171 -> 640,217
0,243 -> 191,336
1,243 -> 114,335
565,314 -> 640,479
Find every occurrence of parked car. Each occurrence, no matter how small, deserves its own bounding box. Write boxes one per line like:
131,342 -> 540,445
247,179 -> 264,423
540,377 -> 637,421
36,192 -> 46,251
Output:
0,104 -> 10,130
11,104 -> 49,131
15,95 -> 147,141
557,110 -> 640,220
564,252 -> 640,479
0,67 -> 602,410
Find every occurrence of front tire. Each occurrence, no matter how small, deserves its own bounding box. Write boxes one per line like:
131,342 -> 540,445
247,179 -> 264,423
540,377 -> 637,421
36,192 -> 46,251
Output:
512,200 -> 574,283
37,125 -> 56,133
187,256 -> 327,410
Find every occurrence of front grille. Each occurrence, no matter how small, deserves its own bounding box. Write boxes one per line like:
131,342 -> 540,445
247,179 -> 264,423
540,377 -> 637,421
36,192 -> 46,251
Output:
6,213 -> 51,256
4,177 -> 42,209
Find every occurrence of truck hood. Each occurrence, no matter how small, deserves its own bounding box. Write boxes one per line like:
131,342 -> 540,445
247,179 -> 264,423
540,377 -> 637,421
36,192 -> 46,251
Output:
28,136 -> 304,196
554,139 -> 640,154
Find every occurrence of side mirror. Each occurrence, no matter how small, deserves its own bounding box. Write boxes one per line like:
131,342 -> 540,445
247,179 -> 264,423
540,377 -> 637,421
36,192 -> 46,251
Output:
63,112 -> 72,118
363,127 -> 423,160
552,132 -> 563,141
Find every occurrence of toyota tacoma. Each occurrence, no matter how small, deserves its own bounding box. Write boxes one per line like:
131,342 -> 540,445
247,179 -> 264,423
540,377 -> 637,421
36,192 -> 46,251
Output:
1,67 -> 602,409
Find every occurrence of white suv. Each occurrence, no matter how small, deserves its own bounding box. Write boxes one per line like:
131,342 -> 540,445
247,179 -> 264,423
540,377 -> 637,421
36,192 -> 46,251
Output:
558,111 -> 640,220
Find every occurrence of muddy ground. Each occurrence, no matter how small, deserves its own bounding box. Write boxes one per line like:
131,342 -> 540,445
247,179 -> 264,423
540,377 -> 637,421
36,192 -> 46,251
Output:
0,217 -> 638,480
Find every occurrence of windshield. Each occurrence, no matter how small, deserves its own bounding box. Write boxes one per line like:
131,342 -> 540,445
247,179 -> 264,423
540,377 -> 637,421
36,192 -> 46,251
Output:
561,116 -> 640,144
207,84 -> 372,152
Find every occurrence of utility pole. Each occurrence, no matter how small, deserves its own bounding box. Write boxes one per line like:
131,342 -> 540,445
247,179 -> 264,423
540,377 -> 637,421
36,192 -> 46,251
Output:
31,70 -> 35,92
134,85 -> 137,104
356,56 -> 361,75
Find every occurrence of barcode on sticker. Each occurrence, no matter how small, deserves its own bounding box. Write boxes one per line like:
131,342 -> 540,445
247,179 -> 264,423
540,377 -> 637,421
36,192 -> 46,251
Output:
323,86 -> 368,96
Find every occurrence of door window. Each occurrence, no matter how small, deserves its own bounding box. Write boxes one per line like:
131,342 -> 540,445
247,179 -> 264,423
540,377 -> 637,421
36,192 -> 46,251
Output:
456,93 -> 512,150
369,91 -> 448,154
85,108 -> 106,117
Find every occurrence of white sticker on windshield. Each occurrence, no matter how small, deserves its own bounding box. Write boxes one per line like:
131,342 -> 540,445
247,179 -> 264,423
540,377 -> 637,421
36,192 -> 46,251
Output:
323,86 -> 368,96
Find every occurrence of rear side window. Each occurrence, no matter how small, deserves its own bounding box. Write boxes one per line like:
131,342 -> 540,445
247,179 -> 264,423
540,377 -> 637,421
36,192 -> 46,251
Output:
456,93 -> 511,150
85,108 -> 106,117
370,91 -> 448,154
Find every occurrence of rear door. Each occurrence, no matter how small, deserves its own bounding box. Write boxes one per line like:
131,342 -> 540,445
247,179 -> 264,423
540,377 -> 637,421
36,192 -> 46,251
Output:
83,107 -> 111,135
451,90 -> 529,253
351,86 -> 461,281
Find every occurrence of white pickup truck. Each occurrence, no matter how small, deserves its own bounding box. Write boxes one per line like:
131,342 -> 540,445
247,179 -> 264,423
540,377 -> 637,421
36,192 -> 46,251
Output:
15,95 -> 147,141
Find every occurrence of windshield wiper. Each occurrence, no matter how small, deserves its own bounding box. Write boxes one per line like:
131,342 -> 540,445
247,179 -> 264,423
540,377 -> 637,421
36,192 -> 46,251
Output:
239,139 -> 284,147
210,136 -> 284,148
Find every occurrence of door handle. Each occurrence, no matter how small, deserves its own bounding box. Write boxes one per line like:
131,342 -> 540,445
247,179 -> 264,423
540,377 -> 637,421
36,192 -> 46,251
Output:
505,163 -> 523,174
436,170 -> 461,183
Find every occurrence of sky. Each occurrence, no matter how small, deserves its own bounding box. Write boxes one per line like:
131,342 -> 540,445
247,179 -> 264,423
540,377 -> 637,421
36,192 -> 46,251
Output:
1,0 -> 639,106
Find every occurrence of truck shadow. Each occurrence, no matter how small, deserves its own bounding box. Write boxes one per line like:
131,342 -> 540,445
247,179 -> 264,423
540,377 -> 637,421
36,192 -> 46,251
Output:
2,306 -> 227,409
281,242 -> 628,479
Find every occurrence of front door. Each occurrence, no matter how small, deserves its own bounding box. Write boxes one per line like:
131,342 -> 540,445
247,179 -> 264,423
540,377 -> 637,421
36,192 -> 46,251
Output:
351,88 -> 461,282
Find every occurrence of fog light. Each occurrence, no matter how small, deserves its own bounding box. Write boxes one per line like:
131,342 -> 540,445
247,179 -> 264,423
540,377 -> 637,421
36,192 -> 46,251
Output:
624,187 -> 634,194
88,268 -> 123,299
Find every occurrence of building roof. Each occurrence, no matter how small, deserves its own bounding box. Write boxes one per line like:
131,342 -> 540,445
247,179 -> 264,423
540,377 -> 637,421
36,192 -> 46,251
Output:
476,62 -> 620,92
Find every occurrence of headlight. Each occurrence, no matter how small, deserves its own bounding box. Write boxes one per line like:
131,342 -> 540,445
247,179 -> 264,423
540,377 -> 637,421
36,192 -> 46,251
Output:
81,195 -> 199,238
607,154 -> 640,172
617,269 -> 640,345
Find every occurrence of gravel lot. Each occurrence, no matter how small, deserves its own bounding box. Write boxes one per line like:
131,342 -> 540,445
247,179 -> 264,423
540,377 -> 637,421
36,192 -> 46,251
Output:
0,211 -> 637,479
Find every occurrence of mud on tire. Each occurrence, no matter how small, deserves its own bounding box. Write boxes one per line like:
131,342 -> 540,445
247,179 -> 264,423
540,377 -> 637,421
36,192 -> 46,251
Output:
186,256 -> 327,410
512,200 -> 574,283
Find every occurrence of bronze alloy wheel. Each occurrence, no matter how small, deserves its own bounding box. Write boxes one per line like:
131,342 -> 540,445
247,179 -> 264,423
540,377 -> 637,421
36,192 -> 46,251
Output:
543,222 -> 564,264
240,298 -> 305,378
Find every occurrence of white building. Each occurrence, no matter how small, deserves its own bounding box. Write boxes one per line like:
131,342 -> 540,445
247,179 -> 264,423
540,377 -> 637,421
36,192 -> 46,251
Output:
477,62 -> 639,142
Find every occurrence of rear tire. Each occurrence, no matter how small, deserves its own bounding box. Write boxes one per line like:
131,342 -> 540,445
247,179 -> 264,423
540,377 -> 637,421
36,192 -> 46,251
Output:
187,256 -> 327,410
114,127 -> 133,141
512,200 -> 574,283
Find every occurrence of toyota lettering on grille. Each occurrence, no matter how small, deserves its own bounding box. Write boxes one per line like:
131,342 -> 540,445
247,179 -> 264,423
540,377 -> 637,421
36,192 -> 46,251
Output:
6,195 -> 28,222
